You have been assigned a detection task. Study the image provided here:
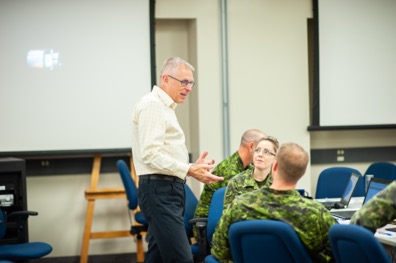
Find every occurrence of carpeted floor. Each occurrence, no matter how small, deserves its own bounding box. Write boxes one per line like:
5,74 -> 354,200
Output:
30,253 -> 139,263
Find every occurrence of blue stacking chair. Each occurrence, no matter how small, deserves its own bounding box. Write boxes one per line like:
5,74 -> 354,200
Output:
228,220 -> 313,263
190,186 -> 226,263
329,224 -> 391,263
184,184 -> 199,244
0,208 -> 52,261
364,162 -> 396,190
315,167 -> 365,199
204,255 -> 221,263
116,159 -> 148,262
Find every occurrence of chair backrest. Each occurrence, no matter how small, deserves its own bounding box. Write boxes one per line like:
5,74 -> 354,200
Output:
116,159 -> 138,210
229,220 -> 313,263
315,167 -> 364,199
365,162 -> 396,182
184,184 -> 198,240
329,224 -> 391,263
191,186 -> 227,261
207,186 -> 226,244
0,209 -> 7,239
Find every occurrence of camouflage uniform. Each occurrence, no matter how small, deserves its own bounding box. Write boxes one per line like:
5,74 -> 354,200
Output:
193,151 -> 249,240
350,180 -> 396,232
223,167 -> 272,209
211,188 -> 337,263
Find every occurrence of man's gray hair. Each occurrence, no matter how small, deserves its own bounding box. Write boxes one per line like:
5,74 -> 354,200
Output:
160,57 -> 195,78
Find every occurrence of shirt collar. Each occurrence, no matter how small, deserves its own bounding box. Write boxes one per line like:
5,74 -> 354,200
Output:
153,85 -> 177,110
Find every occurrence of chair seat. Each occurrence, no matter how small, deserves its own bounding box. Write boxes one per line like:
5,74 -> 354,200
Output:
0,242 -> 53,260
135,211 -> 147,225
191,243 -> 199,255
205,254 -> 220,263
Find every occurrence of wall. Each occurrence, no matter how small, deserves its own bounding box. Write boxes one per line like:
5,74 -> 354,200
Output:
25,0 -> 395,258
310,130 -> 396,197
27,173 -> 133,256
226,0 -> 312,190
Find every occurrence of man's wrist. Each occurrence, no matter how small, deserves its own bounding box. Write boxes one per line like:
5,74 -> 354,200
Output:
187,163 -> 195,177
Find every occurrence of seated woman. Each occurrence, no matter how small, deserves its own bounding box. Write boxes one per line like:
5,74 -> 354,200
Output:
223,136 -> 279,209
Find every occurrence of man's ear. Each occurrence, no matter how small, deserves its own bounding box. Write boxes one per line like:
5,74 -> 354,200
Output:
161,74 -> 168,84
248,141 -> 255,151
272,160 -> 278,172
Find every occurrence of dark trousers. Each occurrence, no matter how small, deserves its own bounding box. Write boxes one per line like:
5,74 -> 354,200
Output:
138,175 -> 193,263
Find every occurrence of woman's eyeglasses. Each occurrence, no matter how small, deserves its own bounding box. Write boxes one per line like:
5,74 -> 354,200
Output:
254,148 -> 276,156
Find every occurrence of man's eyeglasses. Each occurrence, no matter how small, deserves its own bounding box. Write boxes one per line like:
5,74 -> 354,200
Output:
254,148 -> 276,157
167,75 -> 195,88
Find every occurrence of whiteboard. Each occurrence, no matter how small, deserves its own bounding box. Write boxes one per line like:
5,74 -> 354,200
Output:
0,0 -> 152,153
317,0 -> 396,127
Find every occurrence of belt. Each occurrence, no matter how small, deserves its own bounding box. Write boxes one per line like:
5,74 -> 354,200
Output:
140,174 -> 186,184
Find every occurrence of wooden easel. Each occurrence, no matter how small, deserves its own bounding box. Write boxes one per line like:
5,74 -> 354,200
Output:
80,154 -> 145,263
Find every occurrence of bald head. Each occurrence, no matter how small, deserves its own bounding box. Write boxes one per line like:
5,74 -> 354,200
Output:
237,129 -> 266,167
240,129 -> 266,146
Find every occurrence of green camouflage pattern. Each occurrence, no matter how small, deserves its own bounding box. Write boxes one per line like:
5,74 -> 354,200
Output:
223,168 -> 272,209
211,188 -> 337,263
194,151 -> 247,218
193,151 -> 248,240
350,180 -> 396,232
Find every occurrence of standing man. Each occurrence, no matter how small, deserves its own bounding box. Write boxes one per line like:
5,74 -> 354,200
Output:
193,129 -> 266,239
211,142 -> 337,263
131,57 -> 223,263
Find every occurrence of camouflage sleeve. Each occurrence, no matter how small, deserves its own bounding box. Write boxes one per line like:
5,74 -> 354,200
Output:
194,184 -> 216,219
350,181 -> 396,232
289,199 -> 337,263
194,156 -> 242,219
224,178 -> 238,210
210,203 -> 234,263
316,209 -> 338,263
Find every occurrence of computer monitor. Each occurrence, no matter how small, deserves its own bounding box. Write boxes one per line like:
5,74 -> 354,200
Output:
363,177 -> 392,205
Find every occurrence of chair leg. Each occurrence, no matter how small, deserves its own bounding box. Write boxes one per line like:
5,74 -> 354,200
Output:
136,234 -> 145,263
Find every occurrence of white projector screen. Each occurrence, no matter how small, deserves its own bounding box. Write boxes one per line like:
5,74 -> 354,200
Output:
0,0 -> 152,153
316,0 -> 396,127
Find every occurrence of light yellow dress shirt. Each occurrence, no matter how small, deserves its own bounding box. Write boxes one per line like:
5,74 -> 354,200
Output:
131,86 -> 190,180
